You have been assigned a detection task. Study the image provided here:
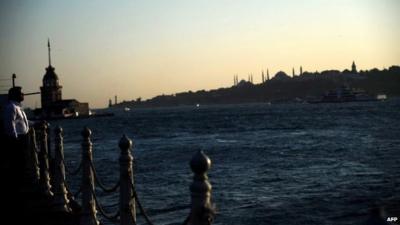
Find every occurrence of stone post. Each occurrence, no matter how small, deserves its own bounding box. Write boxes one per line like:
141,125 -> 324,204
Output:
188,151 -> 215,225
119,135 -> 136,225
80,127 -> 99,225
46,122 -> 52,160
37,121 -> 53,197
52,126 -> 70,212
26,127 -> 40,186
46,121 -> 55,187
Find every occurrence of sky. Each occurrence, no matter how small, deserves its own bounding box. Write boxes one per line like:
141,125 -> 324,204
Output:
0,0 -> 399,108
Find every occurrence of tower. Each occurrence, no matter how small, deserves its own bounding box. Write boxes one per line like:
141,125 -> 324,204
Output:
40,39 -> 62,109
300,66 -> 303,75
292,67 -> 295,77
267,69 -> 270,80
351,61 -> 357,73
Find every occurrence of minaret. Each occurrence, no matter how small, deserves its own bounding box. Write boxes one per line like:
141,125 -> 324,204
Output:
115,95 -> 118,105
292,67 -> 295,77
300,66 -> 303,75
250,74 -> 253,83
262,70 -> 265,83
267,69 -> 270,81
351,61 -> 357,73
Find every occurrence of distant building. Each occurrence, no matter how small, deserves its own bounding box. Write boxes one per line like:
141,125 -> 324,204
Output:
37,40 -> 89,118
272,71 -> 291,81
237,79 -> 253,87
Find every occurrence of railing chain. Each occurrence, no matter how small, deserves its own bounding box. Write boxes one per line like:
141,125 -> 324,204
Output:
89,160 -> 121,193
63,158 -> 83,176
90,185 -> 120,222
132,188 -> 155,225
62,169 -> 82,198
181,215 -> 190,225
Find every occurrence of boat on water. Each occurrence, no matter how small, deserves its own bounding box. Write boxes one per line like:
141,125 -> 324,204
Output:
308,86 -> 387,104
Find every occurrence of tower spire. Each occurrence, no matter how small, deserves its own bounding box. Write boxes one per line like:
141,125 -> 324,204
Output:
48,38 -> 52,66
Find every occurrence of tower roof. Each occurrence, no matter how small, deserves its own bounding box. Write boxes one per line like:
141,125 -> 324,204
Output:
43,65 -> 59,81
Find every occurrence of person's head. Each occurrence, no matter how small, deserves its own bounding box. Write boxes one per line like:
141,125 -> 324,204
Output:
8,86 -> 24,102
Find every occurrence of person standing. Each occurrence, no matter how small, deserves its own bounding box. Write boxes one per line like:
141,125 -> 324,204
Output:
1,86 -> 30,213
0,86 -> 36,224
3,86 -> 29,141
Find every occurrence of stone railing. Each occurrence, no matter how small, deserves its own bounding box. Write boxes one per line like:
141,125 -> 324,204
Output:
24,122 -> 215,225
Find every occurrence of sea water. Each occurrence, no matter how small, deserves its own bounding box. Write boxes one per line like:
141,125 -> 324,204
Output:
51,99 -> 400,225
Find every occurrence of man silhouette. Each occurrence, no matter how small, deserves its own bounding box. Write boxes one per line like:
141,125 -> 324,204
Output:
1,86 -> 30,216
3,86 -> 29,139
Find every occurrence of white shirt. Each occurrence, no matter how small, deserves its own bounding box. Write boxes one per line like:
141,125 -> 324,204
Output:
3,100 -> 29,138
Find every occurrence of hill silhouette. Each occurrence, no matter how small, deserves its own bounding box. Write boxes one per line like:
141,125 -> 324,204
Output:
113,65 -> 400,108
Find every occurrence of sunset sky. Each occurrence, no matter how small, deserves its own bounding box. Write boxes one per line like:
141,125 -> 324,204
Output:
0,0 -> 399,108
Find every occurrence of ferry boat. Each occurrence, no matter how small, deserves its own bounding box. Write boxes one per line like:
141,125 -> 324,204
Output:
308,86 -> 386,103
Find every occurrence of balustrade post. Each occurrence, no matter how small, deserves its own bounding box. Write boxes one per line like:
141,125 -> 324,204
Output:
26,127 -> 40,186
80,127 -> 99,225
119,135 -> 136,225
36,121 -> 53,197
188,151 -> 215,225
46,123 -> 52,160
52,126 -> 70,212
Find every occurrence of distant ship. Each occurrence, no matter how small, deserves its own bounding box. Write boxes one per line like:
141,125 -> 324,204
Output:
308,86 -> 387,103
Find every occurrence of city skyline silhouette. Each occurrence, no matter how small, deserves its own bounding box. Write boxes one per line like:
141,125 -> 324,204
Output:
1,0 -> 399,108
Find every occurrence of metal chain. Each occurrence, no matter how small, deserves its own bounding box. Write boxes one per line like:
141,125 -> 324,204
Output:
63,158 -> 83,176
181,215 -> 190,225
130,180 -> 155,225
130,178 -> 191,225
89,160 -> 120,193
134,190 -> 155,225
62,166 -> 82,199
90,186 -> 120,221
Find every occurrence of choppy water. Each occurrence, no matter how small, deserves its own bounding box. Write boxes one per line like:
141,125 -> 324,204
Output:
51,100 -> 400,225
